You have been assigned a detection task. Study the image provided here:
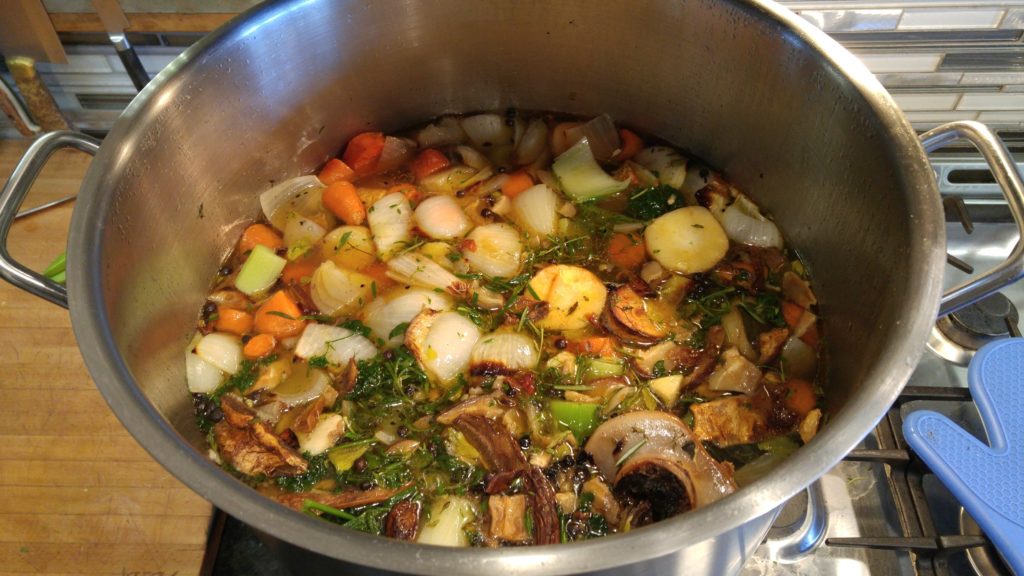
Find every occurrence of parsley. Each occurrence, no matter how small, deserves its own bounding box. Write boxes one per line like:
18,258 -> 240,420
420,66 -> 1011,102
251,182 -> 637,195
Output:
341,318 -> 373,337
349,346 -> 429,402
737,293 -> 786,327
626,184 -> 680,220
308,355 -> 329,369
388,322 -> 410,340
276,453 -> 332,492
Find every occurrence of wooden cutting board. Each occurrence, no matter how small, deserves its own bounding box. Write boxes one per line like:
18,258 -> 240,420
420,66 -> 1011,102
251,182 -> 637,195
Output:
0,139 -> 212,575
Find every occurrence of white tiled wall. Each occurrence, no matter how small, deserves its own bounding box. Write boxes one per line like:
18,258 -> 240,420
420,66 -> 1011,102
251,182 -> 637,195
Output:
2,1 -> 1023,136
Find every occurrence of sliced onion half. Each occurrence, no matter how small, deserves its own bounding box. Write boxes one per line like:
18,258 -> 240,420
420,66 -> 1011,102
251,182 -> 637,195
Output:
295,323 -> 377,366
719,196 -> 784,249
272,367 -> 332,408
260,175 -> 325,230
469,329 -> 540,376
362,288 -> 454,347
463,223 -> 524,278
406,310 -> 482,385
186,351 -> 225,393
310,261 -> 375,317
512,184 -> 559,238
386,252 -> 467,296
460,113 -> 513,148
415,195 -> 472,240
195,332 -> 243,375
416,116 -> 467,148
367,192 -> 413,260
634,147 -> 688,190
781,336 -> 817,380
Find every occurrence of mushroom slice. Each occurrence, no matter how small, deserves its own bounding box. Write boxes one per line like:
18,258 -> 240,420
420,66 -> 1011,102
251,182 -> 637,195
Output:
607,285 -> 667,341
437,392 -> 513,426
385,500 -> 421,541
584,411 -> 736,512
405,309 -> 482,385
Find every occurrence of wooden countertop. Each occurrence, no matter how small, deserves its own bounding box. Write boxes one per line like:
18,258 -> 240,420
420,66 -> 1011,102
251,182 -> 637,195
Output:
0,139 -> 212,575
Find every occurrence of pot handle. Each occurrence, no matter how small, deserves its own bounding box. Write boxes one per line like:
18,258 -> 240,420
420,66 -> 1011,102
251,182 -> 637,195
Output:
0,131 -> 101,309
920,121 -> 1024,317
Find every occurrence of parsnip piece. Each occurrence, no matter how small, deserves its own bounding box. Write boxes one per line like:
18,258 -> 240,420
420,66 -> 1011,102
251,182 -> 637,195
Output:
528,265 -> 607,331
644,206 -> 729,274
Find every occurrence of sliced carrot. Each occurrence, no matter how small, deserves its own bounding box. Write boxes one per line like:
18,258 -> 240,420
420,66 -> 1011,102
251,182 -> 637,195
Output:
342,131 -> 386,176
607,232 -> 646,271
254,290 -> 306,339
410,149 -> 450,180
281,253 -> 322,286
215,307 -> 254,336
567,337 -> 616,357
322,181 -> 367,226
613,128 -> 644,161
781,301 -> 804,329
783,378 -> 816,417
243,333 -> 277,360
318,158 -> 355,185
501,170 -> 535,198
361,261 -> 396,293
238,223 -> 283,254
388,183 -> 422,204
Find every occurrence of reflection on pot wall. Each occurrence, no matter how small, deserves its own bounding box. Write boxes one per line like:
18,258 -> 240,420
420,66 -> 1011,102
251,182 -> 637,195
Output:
1,0 -> 1023,136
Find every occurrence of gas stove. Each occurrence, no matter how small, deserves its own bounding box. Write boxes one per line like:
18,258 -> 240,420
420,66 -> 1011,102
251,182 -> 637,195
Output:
747,155 -> 1024,576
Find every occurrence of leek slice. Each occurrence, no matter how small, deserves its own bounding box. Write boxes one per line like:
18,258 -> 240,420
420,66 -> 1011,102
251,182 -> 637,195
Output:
552,139 -> 629,202
235,244 -> 286,295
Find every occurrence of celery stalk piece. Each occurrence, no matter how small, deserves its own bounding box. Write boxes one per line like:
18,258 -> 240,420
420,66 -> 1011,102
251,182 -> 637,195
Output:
234,244 -> 286,295
550,400 -> 600,442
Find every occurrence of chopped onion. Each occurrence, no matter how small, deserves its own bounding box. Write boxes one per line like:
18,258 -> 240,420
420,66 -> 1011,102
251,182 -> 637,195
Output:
419,165 -> 493,196
634,147 -> 688,190
706,347 -> 762,394
195,332 -> 243,375
469,330 -> 540,375
406,310 -> 482,384
377,136 -> 415,172
186,351 -> 225,393
310,261 -> 375,317
552,139 -> 629,201
416,496 -> 476,547
416,116 -> 466,148
515,118 -> 548,166
781,336 -> 817,380
564,114 -> 621,162
260,175 -> 324,230
295,323 -> 377,366
272,367 -> 331,407
463,223 -> 524,278
283,215 -> 326,260
721,307 -> 757,361
387,252 -> 467,295
415,195 -> 472,240
367,192 -> 412,260
512,184 -> 559,238
460,113 -> 513,149
719,196 -> 784,249
362,288 -> 454,347
456,145 -> 491,171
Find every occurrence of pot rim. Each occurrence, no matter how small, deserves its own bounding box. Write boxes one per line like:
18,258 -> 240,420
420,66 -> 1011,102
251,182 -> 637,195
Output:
66,0 -> 944,573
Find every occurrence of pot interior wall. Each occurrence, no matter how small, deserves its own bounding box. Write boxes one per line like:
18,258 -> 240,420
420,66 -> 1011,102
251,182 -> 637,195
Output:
90,0 -> 934,482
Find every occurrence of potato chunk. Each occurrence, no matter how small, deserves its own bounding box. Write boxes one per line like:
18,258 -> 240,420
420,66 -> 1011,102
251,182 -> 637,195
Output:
644,206 -> 729,274
528,264 -> 607,331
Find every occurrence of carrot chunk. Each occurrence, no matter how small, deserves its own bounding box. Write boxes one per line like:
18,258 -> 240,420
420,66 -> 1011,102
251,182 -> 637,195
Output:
567,337 -> 616,357
238,223 -> 283,254
281,253 -> 322,286
781,301 -> 804,329
783,378 -> 816,417
342,132 -> 386,176
243,333 -> 277,360
318,158 -> 355,185
322,181 -> 367,226
410,149 -> 450,180
254,290 -> 306,339
388,183 -> 422,204
607,232 -> 646,271
501,170 -> 535,198
215,307 -> 254,336
613,129 -> 644,161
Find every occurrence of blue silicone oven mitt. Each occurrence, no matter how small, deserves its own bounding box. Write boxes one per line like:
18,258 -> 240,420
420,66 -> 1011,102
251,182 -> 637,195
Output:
904,338 -> 1024,575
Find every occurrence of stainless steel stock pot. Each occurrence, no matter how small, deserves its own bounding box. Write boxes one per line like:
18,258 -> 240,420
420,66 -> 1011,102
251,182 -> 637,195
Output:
2,1 -> 1023,574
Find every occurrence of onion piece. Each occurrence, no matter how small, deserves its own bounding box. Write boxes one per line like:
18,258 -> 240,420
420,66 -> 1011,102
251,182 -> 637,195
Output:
321,225 -> 376,271
469,329 -> 540,376
414,195 -> 473,240
310,261 -> 375,317
644,207 -> 730,274
406,310 -> 482,385
386,252 -> 468,296
416,496 -> 476,547
719,196 -> 784,249
295,413 -> 346,456
419,165 -> 493,196
376,136 -> 415,172
463,223 -> 524,278
283,215 -> 327,260
564,114 -> 621,162
416,116 -> 467,148
367,192 -> 413,261
721,307 -> 757,361
781,336 -> 817,380
456,145 -> 491,171
552,139 -> 629,202
195,332 -> 243,375
512,184 -> 559,238
706,348 -> 762,394
634,147 -> 688,190
260,175 -> 324,230
186,351 -> 225,393
362,289 -> 454,347
460,113 -> 513,149
515,118 -> 548,166
295,323 -> 377,366
272,367 -> 331,408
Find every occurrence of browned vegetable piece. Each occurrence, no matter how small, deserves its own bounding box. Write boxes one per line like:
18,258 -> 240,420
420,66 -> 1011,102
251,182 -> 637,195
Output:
581,477 -> 621,526
436,392 -> 513,426
690,395 -> 768,447
602,285 -> 667,347
385,500 -> 421,541
783,271 -> 818,309
522,466 -> 560,545
489,494 -> 529,543
757,327 -> 790,365
290,396 -> 325,435
221,393 -> 256,428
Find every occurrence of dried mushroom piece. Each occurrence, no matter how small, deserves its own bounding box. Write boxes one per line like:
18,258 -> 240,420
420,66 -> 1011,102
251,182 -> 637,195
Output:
214,394 -> 308,478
